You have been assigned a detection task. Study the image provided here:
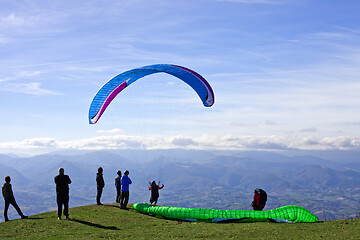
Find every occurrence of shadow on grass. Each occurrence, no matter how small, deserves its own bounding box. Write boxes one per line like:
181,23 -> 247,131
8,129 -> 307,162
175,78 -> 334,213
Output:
103,204 -> 121,209
102,204 -> 134,211
27,217 -> 43,220
71,218 -> 119,230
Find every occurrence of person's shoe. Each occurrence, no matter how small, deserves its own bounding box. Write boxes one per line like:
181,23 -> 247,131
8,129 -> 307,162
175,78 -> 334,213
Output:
58,216 -> 62,220
65,216 -> 70,220
21,215 -> 28,219
97,203 -> 103,205
5,218 -> 10,222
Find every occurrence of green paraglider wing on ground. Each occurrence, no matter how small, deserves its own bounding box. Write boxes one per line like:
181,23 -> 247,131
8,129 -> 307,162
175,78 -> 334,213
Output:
133,203 -> 318,223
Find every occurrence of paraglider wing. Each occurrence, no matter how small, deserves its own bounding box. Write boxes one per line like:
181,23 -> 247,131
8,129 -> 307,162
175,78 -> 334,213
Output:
133,203 -> 318,223
88,64 -> 215,124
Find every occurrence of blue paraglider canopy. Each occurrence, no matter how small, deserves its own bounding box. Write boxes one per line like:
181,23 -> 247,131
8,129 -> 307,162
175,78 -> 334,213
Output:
89,64 -> 215,124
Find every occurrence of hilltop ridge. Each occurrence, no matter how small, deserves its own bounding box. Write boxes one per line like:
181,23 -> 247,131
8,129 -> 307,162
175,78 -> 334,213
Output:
0,203 -> 359,239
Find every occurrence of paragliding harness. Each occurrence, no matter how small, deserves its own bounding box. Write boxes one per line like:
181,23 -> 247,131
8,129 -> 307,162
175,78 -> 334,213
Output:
150,182 -> 160,201
259,189 -> 267,206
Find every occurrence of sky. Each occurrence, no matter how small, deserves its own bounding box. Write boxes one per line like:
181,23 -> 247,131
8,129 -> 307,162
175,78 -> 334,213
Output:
0,0 -> 360,155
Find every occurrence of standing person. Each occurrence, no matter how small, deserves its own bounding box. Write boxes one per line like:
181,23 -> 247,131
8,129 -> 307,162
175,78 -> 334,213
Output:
120,170 -> 132,210
251,188 -> 267,211
2,176 -> 27,222
115,171 -> 122,203
54,168 -> 72,220
148,181 -> 164,205
96,167 -> 105,205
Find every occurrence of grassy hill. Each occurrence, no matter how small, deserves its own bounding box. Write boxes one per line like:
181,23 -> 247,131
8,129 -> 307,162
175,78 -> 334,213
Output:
1,204 -> 359,239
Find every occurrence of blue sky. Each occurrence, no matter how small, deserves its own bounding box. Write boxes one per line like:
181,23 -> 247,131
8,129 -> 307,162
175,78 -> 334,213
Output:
0,0 -> 359,155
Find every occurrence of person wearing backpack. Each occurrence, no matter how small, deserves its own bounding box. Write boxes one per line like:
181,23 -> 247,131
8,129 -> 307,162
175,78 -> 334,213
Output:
251,188 -> 267,211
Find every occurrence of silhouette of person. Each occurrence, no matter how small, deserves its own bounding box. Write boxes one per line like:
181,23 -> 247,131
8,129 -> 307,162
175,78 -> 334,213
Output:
251,188 -> 267,211
2,176 -> 27,222
120,170 -> 132,209
54,168 -> 72,220
148,181 -> 164,205
96,167 -> 105,205
115,171 -> 122,203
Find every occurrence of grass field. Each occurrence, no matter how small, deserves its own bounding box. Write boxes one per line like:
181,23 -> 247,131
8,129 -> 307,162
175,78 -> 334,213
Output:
1,203 -> 359,239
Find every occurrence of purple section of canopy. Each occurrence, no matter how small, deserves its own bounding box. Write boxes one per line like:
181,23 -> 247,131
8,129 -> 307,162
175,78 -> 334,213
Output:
171,65 -> 214,103
91,81 -> 128,124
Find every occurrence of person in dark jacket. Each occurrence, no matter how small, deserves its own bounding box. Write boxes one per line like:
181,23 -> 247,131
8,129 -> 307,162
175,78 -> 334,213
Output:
148,181 -> 164,205
120,170 -> 132,209
54,168 -> 72,220
2,176 -> 27,222
115,170 -> 122,203
96,167 -> 105,205
251,188 -> 267,211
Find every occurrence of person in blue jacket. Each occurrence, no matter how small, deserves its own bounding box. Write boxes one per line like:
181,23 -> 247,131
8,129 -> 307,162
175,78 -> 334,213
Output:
120,170 -> 132,210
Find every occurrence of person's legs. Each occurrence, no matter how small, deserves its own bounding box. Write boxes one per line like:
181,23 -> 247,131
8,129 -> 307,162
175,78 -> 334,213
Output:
57,195 -> 63,218
120,191 -> 124,208
116,188 -> 121,203
63,195 -> 69,218
4,200 -> 10,221
97,187 -> 103,205
123,191 -> 129,209
10,199 -> 25,217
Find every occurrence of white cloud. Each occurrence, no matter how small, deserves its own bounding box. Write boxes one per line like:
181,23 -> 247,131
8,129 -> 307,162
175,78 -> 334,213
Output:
0,70 -> 59,95
1,14 -> 30,26
0,77 -> 13,83
1,82 -> 60,96
18,71 -> 42,77
1,134 -> 359,156
169,136 -> 198,147
318,136 -> 360,150
0,70 -> 41,82
0,137 -> 58,150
